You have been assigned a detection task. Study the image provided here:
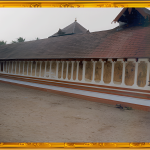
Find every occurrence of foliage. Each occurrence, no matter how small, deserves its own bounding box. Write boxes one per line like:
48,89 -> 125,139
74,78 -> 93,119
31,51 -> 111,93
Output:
11,40 -> 17,44
36,37 -> 40,40
0,41 -> 7,45
12,37 -> 25,44
17,37 -> 25,42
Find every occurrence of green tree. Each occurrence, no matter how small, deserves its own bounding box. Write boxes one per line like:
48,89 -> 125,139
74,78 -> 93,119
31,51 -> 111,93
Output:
11,37 -> 25,44
0,41 -> 7,45
36,37 -> 40,40
11,40 -> 17,44
17,37 -> 25,42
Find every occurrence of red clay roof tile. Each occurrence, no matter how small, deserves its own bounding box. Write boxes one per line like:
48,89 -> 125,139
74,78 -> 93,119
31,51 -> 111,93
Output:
0,25 -> 150,60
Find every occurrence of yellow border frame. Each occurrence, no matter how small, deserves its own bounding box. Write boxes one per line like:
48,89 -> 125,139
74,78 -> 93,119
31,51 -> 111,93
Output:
0,1 -> 150,148
0,143 -> 150,148
0,1 -> 150,8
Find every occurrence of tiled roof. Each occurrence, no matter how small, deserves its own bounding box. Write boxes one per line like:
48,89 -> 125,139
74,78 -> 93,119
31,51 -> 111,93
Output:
49,20 -> 89,37
113,8 -> 150,23
0,25 -> 150,60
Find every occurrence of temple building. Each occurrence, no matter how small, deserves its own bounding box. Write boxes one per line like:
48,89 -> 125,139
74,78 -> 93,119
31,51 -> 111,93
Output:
0,8 -> 150,111
49,19 -> 89,37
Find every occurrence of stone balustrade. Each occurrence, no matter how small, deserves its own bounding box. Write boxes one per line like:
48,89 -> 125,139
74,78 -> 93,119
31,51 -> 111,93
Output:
0,58 -> 150,90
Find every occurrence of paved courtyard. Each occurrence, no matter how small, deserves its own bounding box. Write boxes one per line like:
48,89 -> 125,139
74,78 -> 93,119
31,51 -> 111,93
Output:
0,82 -> 150,142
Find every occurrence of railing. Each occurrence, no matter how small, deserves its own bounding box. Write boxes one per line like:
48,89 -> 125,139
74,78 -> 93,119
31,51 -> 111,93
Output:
0,58 -> 150,90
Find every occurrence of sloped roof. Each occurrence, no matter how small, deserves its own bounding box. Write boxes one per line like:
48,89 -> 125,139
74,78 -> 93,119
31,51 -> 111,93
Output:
49,20 -> 89,37
0,24 -> 150,60
113,8 -> 150,23
141,8 -> 150,16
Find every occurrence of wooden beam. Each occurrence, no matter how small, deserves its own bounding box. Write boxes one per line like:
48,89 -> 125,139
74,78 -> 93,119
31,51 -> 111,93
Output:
68,59 -> 76,61
52,59 -> 56,61
112,58 -> 117,62
61,59 -> 66,61
56,59 -> 60,61
75,59 -> 83,61
83,58 -> 91,61
123,58 -> 127,62
102,59 -> 108,62
92,58 -> 99,61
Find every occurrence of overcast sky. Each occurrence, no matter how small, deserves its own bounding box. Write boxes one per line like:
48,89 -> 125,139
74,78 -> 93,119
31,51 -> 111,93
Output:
0,8 -> 148,44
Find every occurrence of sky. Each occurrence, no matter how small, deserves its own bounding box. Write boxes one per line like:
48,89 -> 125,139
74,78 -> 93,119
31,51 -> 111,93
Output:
0,8 -> 140,44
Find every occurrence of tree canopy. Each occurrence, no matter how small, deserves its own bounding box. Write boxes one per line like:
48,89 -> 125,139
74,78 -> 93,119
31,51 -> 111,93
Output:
0,41 -> 7,45
36,37 -> 40,40
17,37 -> 25,42
12,37 -> 25,44
11,41 -> 17,44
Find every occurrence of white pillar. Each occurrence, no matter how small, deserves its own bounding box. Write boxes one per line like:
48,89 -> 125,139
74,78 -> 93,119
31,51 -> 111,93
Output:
56,61 -> 60,79
71,61 -> 75,81
5,61 -> 6,73
44,61 -> 47,78
0,62 -> 1,72
19,61 -> 21,75
49,61 -> 52,78
92,60 -> 96,83
1,62 -> 3,73
0,62 -> 2,73
8,61 -> 11,73
110,60 -> 115,84
3,62 -> 5,73
1,61 -> 3,72
61,61 -> 64,80
7,61 -> 9,73
11,61 -> 13,74
1,62 -> 2,73
100,60 -> 104,84
75,61 -> 80,81
14,61 -> 17,74
1,61 -> 3,73
121,60 -> 126,86
30,61 -> 33,76
27,61 -> 29,76
0,62 -> 1,73
6,61 -> 7,73
8,61 -> 10,73
2,62 -> 4,73
39,61 -> 42,77
81,61 -> 87,82
133,60 -> 138,87
35,61 -> 37,77
1,61 -> 2,72
2,61 -> 4,73
22,61 -> 25,75
66,61 -> 69,80
146,60 -> 150,87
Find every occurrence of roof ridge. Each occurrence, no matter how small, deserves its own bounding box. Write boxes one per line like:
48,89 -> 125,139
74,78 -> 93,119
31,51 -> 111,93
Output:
50,20 -> 88,37
1,25 -> 150,60
73,21 -> 76,33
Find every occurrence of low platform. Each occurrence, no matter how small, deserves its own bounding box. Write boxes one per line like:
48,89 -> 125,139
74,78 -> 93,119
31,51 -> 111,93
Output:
0,73 -> 150,112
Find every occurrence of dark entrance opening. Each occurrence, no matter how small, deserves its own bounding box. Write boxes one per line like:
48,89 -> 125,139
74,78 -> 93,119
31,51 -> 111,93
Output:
1,62 -> 3,72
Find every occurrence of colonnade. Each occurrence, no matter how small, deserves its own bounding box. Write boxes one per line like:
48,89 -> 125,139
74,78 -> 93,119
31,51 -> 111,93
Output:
0,58 -> 150,89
